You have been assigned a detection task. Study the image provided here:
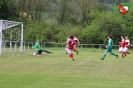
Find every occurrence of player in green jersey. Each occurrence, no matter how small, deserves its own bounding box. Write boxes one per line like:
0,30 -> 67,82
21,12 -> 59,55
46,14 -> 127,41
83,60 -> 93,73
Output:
34,41 -> 52,54
100,36 -> 118,60
34,35 -> 52,54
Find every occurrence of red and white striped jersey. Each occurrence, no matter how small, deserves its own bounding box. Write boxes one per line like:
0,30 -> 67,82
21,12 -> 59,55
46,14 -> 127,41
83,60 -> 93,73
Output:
68,39 -> 75,50
125,39 -> 130,48
120,39 -> 125,48
73,38 -> 78,44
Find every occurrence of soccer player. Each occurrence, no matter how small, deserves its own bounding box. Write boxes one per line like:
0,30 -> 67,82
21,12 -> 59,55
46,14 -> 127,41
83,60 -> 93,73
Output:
123,36 -> 130,56
100,36 -> 118,60
73,36 -> 80,55
34,41 -> 53,55
66,36 -> 75,61
119,35 -> 125,58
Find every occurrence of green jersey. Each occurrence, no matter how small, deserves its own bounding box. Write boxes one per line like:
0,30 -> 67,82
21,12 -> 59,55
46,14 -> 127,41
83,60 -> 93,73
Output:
34,43 -> 41,51
101,38 -> 117,60
108,39 -> 113,48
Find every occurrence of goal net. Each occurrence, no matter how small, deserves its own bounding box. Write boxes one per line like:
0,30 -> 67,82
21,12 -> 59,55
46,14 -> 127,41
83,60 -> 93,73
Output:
0,20 -> 24,55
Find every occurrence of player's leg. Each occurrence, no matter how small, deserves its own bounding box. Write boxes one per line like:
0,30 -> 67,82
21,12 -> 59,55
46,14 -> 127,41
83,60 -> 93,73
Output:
123,47 -> 127,57
109,48 -> 118,58
124,47 -> 130,56
125,47 -> 130,54
42,49 -> 53,54
110,51 -> 118,58
111,52 -> 118,58
68,49 -> 74,61
100,50 -> 108,60
126,51 -> 130,54
36,50 -> 42,54
119,47 -> 124,58
73,45 -> 79,55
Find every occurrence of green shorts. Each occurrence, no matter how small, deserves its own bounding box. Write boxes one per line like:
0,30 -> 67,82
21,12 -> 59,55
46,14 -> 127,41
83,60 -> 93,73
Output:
106,47 -> 112,52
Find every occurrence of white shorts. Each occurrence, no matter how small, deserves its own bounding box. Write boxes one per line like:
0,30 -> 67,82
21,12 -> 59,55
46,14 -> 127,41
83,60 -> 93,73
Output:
124,47 -> 128,52
67,49 -> 72,54
119,47 -> 124,52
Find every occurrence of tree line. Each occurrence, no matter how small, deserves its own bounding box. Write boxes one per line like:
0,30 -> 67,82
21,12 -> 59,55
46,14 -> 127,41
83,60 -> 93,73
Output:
0,0 -> 133,44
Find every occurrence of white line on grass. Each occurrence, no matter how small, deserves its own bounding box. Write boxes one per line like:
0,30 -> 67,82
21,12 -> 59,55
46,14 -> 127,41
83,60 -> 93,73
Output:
77,56 -> 94,66
78,59 -> 89,65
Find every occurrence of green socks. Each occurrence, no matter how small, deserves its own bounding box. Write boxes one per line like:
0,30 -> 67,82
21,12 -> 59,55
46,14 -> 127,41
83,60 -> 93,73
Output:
111,53 -> 116,56
101,53 -> 117,60
102,54 -> 106,60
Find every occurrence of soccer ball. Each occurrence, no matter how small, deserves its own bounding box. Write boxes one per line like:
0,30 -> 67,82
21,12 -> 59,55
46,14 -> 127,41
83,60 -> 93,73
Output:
33,53 -> 36,56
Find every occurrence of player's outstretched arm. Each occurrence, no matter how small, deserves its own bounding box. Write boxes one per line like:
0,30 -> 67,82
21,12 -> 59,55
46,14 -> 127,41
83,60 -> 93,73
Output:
78,40 -> 80,46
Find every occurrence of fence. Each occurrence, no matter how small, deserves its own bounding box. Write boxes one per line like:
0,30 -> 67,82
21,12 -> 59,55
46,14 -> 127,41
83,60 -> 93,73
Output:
1,41 -> 132,52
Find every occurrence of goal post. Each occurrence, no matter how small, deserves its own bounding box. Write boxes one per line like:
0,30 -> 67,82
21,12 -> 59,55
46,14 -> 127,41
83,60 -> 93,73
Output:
0,20 -> 2,55
0,19 -> 24,55
20,23 -> 24,53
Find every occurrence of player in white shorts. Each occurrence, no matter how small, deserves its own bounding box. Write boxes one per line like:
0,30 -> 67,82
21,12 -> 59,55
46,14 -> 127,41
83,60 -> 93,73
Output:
123,36 -> 130,56
119,36 -> 125,58
73,36 -> 80,55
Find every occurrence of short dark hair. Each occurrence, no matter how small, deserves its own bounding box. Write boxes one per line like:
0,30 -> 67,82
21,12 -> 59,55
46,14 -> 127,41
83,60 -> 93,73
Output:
121,35 -> 124,37
108,35 -> 112,39
70,36 -> 74,39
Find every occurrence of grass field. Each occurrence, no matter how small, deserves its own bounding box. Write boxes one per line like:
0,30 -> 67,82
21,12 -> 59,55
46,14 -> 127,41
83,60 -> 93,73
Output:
0,48 -> 133,88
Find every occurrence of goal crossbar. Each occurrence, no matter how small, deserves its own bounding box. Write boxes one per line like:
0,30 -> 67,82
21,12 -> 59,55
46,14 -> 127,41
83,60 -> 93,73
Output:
0,19 -> 24,55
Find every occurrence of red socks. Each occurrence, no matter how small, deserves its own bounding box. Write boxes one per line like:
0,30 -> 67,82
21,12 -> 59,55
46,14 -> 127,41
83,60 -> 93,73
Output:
122,52 -> 130,58
122,53 -> 125,58
73,49 -> 78,53
126,52 -> 130,54
69,54 -> 74,59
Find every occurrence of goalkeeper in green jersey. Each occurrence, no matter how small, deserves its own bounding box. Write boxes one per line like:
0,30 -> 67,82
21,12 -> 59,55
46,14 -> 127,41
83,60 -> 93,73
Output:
34,41 -> 52,54
100,36 -> 118,60
34,35 -> 52,54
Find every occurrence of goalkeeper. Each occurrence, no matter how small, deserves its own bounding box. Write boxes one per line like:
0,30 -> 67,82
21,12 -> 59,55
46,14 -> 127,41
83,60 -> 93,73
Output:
34,35 -> 53,54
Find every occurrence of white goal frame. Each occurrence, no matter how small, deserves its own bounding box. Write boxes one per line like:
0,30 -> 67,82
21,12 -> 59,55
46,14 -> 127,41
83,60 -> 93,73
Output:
0,19 -> 23,55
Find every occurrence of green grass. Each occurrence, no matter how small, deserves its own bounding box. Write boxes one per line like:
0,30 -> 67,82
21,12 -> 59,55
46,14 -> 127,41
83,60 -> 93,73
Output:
0,48 -> 133,88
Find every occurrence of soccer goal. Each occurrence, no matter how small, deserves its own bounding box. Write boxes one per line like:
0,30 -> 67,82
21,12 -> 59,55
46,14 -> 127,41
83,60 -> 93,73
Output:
0,20 -> 23,55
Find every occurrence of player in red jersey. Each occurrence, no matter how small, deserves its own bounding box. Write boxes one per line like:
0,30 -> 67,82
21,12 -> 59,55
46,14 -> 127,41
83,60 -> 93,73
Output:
73,36 -> 80,55
119,36 -> 125,58
66,36 -> 75,61
123,36 -> 130,56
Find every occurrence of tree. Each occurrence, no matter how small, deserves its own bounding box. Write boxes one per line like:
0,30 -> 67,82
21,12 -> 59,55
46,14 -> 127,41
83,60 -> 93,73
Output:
18,0 -> 46,21
82,11 -> 125,44
0,0 -> 19,20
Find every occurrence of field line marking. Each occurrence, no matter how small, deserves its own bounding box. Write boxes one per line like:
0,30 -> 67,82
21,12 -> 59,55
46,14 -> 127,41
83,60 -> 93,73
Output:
77,56 -> 94,66
78,59 -> 89,65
